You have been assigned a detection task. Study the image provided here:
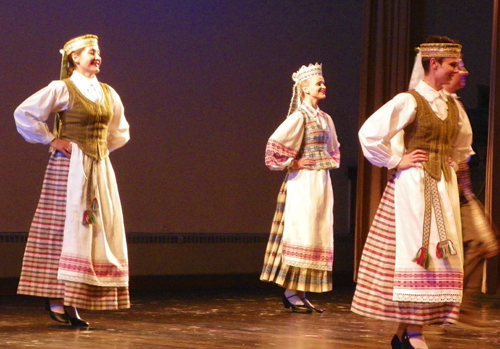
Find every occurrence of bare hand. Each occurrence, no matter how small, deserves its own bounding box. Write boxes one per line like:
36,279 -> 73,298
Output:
290,158 -> 316,170
50,139 -> 72,159
396,149 -> 428,171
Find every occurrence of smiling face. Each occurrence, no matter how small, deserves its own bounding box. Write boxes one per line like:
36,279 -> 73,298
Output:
301,76 -> 327,103
71,45 -> 101,78
433,57 -> 459,87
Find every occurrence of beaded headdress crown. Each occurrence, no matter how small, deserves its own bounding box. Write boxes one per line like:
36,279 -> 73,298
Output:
287,63 -> 323,117
419,43 -> 462,58
61,34 -> 99,55
292,63 -> 323,83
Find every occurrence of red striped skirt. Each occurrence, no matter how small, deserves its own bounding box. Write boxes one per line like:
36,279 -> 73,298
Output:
351,176 -> 459,325
17,153 -> 130,310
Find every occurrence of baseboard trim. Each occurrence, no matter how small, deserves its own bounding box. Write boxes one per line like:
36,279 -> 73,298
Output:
0,232 -> 353,244
0,271 -> 355,295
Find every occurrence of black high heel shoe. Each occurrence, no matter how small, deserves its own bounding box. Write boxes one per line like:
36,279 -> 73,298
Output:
300,297 -> 324,313
44,298 -> 70,324
64,307 -> 90,327
390,334 -> 403,349
281,294 -> 312,313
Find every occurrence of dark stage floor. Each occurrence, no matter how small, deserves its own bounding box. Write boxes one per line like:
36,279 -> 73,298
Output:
1,287 -> 499,349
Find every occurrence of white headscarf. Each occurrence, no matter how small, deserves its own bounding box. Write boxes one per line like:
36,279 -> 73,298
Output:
408,49 -> 424,90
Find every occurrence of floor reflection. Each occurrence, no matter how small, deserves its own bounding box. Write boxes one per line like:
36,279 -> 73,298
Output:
0,288 -> 499,348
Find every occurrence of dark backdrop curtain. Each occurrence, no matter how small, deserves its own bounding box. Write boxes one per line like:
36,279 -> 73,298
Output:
354,0 -> 426,279
485,0 -> 500,293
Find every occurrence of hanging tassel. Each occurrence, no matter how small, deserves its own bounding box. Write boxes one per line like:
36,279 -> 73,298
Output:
436,239 -> 457,259
413,247 -> 430,269
92,197 -> 99,212
83,210 -> 97,226
82,198 -> 99,226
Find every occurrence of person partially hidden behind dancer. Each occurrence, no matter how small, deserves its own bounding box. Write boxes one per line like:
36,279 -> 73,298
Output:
443,57 -> 500,327
260,63 -> 341,313
351,36 -> 474,349
14,34 -> 130,327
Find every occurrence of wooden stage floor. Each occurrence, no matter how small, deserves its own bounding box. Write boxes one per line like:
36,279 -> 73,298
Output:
1,287 -> 499,349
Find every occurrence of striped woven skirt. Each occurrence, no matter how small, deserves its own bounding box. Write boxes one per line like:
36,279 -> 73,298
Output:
17,153 -> 130,310
350,176 -> 459,325
260,174 -> 332,293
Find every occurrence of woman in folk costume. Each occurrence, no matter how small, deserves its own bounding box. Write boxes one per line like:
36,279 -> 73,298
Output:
351,36 -> 474,349
260,63 -> 341,313
14,34 -> 130,327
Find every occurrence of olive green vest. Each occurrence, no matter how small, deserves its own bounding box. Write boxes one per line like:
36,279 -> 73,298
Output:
404,90 -> 459,181
58,79 -> 114,160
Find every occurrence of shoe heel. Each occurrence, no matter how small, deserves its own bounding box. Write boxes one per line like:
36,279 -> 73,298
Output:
281,295 -> 291,309
281,294 -> 312,313
300,297 -> 323,313
43,298 -> 50,311
391,334 -> 403,349
44,298 -> 70,324
64,307 -> 90,327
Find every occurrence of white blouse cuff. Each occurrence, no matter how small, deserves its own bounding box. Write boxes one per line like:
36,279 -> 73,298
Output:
387,155 -> 402,170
